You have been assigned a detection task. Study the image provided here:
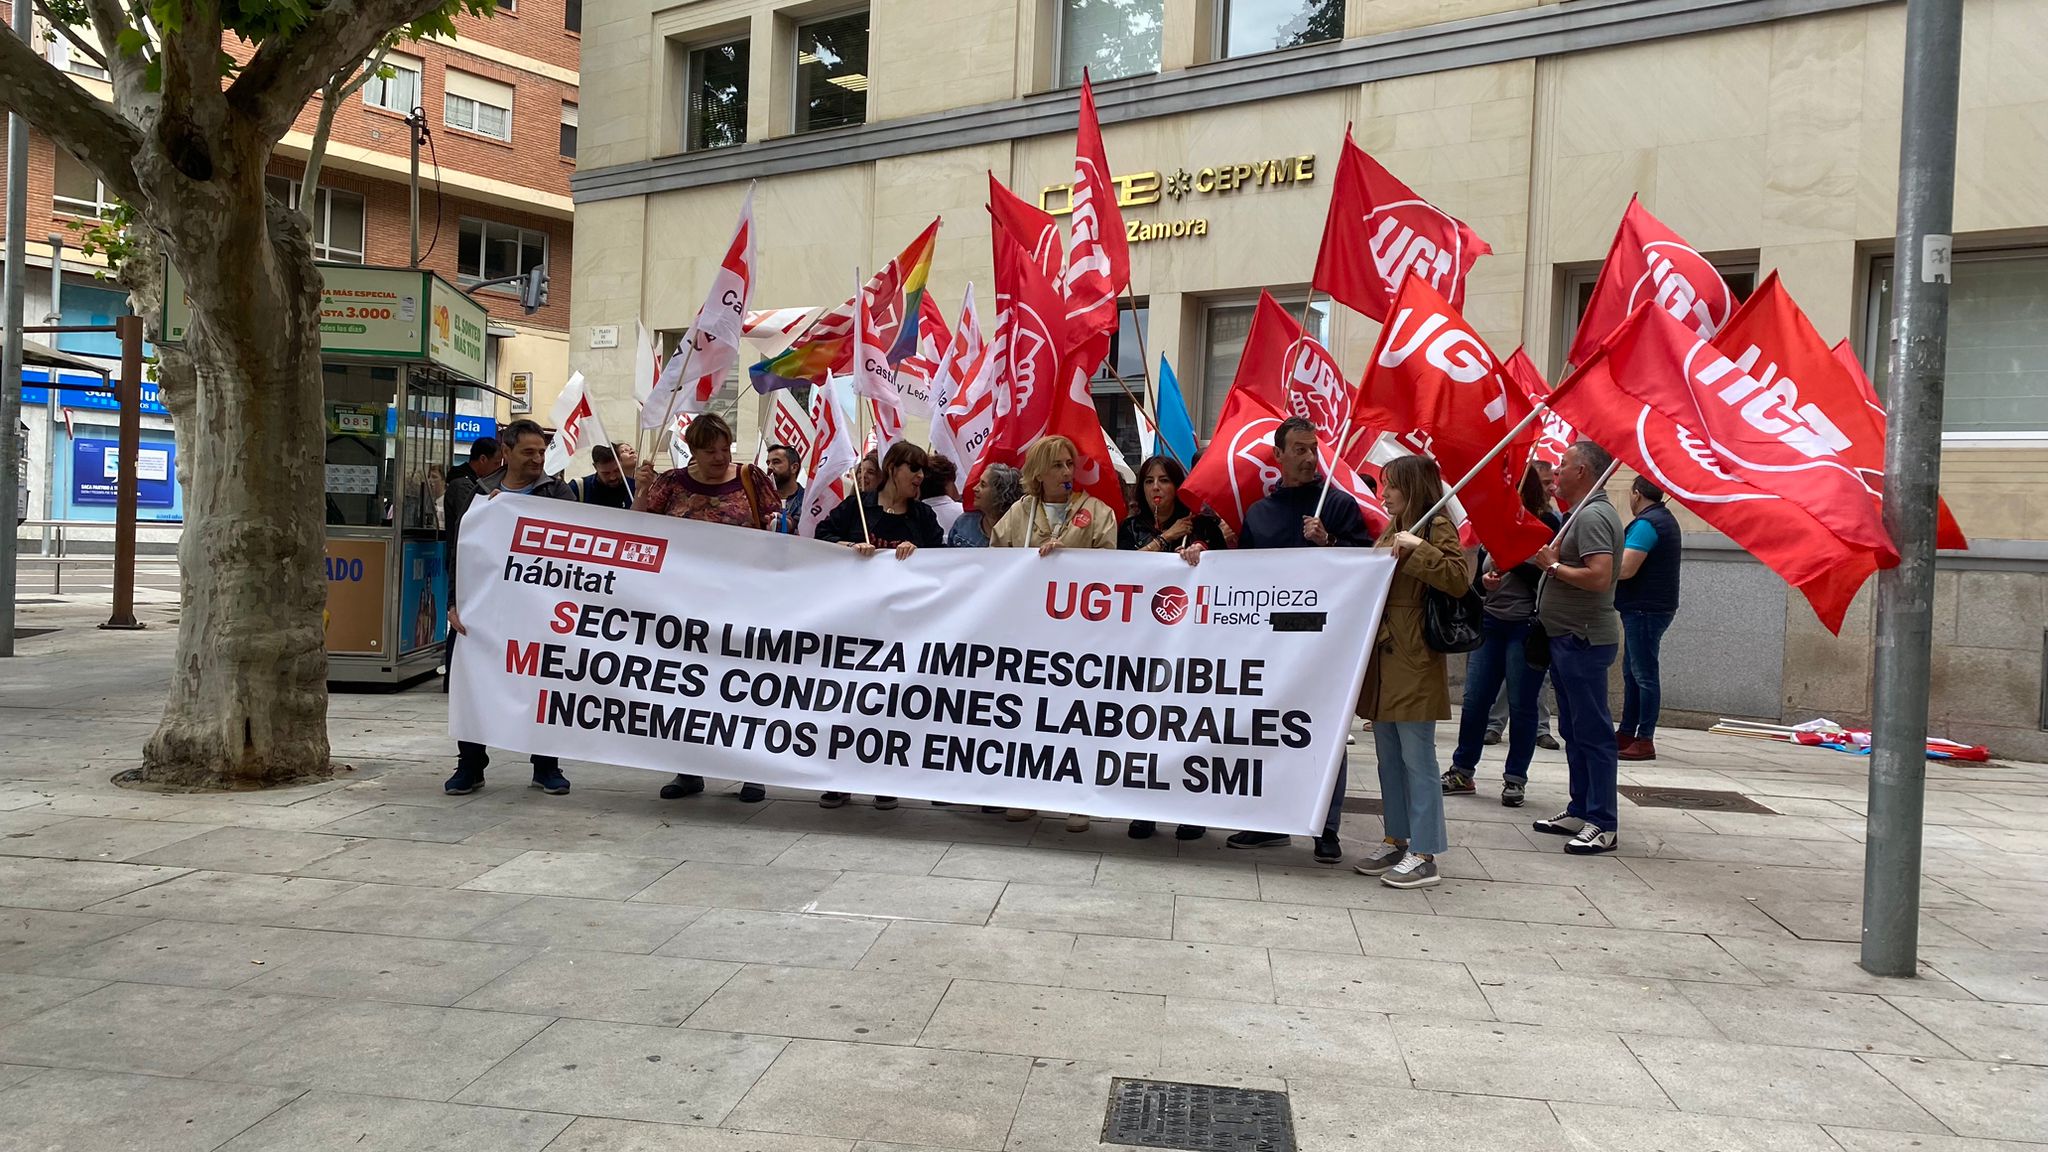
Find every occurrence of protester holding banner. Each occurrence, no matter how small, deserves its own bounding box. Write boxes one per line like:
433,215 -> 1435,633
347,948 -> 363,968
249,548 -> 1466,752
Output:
445,419 -> 577,798
816,442 -> 946,558
1532,442 -> 1625,855
630,412 -> 779,804
1616,476 -> 1682,763
921,455 -> 965,534
1445,465 -> 1563,809
948,463 -> 1020,548
994,435 -> 1120,830
1225,418 -> 1373,863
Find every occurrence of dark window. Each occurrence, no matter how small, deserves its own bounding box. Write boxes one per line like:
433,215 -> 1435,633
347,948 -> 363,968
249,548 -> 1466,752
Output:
794,11 -> 868,134
1085,302 -> 1149,461
564,0 -> 581,33
496,0 -> 516,11
1220,0 -> 1344,59
459,218 -> 548,290
687,40 -> 750,151
560,103 -> 578,159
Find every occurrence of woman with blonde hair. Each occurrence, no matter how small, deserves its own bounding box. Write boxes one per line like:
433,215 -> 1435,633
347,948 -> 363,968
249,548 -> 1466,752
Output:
992,435 -> 1118,829
1352,454 -> 1469,890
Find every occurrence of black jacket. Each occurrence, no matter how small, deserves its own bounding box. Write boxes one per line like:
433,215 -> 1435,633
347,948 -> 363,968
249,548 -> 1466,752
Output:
1120,500 -> 1229,552
815,492 -> 946,548
1241,479 -> 1373,549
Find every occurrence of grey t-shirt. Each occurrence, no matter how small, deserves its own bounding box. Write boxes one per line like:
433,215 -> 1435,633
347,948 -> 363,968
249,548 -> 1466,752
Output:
1538,490 -> 1623,645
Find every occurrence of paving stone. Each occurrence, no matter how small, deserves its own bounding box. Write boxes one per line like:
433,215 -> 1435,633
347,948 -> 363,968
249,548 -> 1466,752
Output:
1675,983 -> 1963,1057
1580,887 -> 1791,937
1159,997 -> 1412,1084
767,833 -> 948,877
237,930 -> 532,1005
463,895 -> 706,954
1172,894 -> 1359,954
1291,1080 -> 1571,1151
1422,877 -> 1615,926
1003,1058 -> 1282,1152
658,909 -> 887,970
1255,864 -> 1419,911
685,963 -> 948,1044
630,861 -> 843,912
1060,934 -> 1273,1002
1862,1053 -> 2048,1143
461,949 -> 739,1026
458,812 -> 666,856
316,802 -> 518,843
807,871 -> 1005,924
281,881 -> 532,938
294,837 -> 520,887
989,883 -> 1173,938
458,850 -> 682,900
1350,909 -> 1562,972
1396,1015 -> 1672,1108
1467,847 -> 1656,888
918,978 -> 1162,1064
1750,898 -> 1983,947
83,870 -> 359,924
1471,968 -> 1718,1036
1624,1034 -> 1946,1131
0,973 -> 103,1028
0,909 -> 150,972
1714,936 -> 1976,998
27,919 -> 312,988
1548,1102 -> 1843,1152
456,1018 -> 788,1126
1927,907 -> 2048,952
1544,924 -> 1762,982
855,920 -> 1075,985
0,856 -> 187,911
0,1064 -> 39,1090
200,999 -> 552,1101
1824,1129 -> 2048,1152
0,816 -> 216,863
1270,948 -> 1492,1018
1090,855 -> 1262,899
1886,997 -> 2048,1065
214,1091 -> 574,1152
0,982 -> 322,1075
0,1069 -> 299,1152
127,827 -> 362,874
544,1117 -> 854,1152
929,843 -> 1098,886
622,822 -> 810,865
723,1038 -> 1030,1150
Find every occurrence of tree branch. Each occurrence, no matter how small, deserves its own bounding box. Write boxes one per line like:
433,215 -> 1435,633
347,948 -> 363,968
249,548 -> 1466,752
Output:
79,0 -> 151,112
229,0 -> 452,144
0,24 -> 145,204
300,39 -> 393,217
155,0 -> 231,178
29,1 -> 111,70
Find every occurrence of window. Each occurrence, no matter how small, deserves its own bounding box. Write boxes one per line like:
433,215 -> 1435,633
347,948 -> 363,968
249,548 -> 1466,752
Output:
444,69 -> 515,141
52,150 -> 115,219
1057,0 -> 1163,88
687,39 -> 750,151
363,52 -> 422,114
459,218 -> 548,290
45,25 -> 110,81
496,0 -> 516,10
794,11 -> 867,134
1200,296 -> 1329,435
1084,301 -> 1150,461
1865,248 -> 2048,437
564,0 -> 581,33
1220,0 -> 1343,59
559,103 -> 578,159
264,176 -> 368,263
1556,262 -> 1755,377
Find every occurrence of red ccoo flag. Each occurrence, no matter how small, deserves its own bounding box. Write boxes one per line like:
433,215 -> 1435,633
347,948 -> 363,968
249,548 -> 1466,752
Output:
1567,195 -> 1739,370
1313,128 -> 1490,322
1357,276 -> 1552,567
1182,387 -> 1388,539
1553,303 -> 1895,633
1828,339 -> 1969,552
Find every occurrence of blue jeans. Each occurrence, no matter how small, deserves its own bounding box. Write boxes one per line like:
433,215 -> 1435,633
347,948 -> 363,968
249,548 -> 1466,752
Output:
1620,610 -> 1676,741
1453,615 -> 1539,782
1375,721 -> 1447,855
1548,633 -> 1619,832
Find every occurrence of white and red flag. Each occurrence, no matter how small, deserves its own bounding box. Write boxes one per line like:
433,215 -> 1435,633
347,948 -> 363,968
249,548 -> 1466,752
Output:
1357,276 -> 1553,567
931,285 -> 995,475
646,184 -> 757,425
796,377 -> 859,537
633,321 -> 662,408
1062,73 -> 1130,351
964,208 -> 1069,499
1181,387 -> 1388,538
1503,347 -> 1574,468
1313,128 -> 1490,323
1229,291 -> 1359,449
766,387 -> 816,477
1829,339 -> 1968,551
544,372 -> 609,477
1567,195 -> 1737,369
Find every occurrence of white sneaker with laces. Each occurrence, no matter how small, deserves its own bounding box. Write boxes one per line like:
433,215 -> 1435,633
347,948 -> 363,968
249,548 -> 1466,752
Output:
1379,852 -> 1440,889
1565,825 -> 1618,855
1532,811 -> 1586,836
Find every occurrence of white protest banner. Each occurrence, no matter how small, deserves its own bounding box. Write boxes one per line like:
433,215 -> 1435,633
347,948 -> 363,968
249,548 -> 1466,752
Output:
451,497 -> 1395,833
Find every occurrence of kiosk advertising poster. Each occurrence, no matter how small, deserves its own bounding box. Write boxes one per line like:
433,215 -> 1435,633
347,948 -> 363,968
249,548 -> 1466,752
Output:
400,540 -> 449,653
71,438 -> 176,507
324,538 -> 389,653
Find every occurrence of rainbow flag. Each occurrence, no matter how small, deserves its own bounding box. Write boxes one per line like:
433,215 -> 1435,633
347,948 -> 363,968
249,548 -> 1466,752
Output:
750,218 -> 940,393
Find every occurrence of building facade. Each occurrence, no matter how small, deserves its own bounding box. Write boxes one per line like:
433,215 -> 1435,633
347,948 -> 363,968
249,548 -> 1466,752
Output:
569,0 -> 2048,757
1,0 -> 583,536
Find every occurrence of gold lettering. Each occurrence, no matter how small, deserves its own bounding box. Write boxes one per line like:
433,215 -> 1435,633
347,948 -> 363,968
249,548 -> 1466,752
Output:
1195,167 -> 1217,193
1117,171 -> 1162,208
1040,183 -> 1074,217
1232,163 -> 1252,189
1193,219 -> 1208,236
1126,219 -> 1143,242
1294,154 -> 1315,182
1251,159 -> 1271,185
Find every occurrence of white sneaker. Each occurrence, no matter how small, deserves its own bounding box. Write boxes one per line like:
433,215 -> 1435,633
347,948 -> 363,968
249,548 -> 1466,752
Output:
1565,825 -> 1617,855
1065,814 -> 1091,833
1532,812 -> 1585,836
1380,852 -> 1440,889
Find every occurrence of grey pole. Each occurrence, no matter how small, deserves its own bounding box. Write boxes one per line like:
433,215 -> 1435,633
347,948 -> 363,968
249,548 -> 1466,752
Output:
43,235 -> 62,558
1,0 -> 34,656
1862,0 -> 1963,978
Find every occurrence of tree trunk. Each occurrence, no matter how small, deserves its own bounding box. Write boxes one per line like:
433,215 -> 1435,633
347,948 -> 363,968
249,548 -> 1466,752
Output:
135,195 -> 334,790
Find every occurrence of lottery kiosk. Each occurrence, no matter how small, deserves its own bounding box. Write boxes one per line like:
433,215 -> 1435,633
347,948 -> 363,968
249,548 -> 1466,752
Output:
165,263 -> 497,684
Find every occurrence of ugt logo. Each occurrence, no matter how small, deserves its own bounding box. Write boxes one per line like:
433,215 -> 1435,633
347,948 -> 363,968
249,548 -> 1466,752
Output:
1631,241 -> 1734,340
1151,586 -> 1190,625
1695,343 -> 1853,461
1368,199 -> 1465,299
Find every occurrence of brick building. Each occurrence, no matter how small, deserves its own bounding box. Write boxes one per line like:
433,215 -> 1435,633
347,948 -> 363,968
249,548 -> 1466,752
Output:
1,0 -> 581,529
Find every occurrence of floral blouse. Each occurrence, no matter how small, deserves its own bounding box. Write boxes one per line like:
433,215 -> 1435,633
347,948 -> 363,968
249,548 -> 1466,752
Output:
636,464 -> 781,529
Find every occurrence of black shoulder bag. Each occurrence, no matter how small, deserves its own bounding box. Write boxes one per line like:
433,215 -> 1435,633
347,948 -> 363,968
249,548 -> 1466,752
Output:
1420,516 -> 1485,654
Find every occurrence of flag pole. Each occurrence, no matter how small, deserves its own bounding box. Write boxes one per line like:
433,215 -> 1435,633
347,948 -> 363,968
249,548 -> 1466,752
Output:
640,338 -> 702,460
850,265 -> 873,544
1407,401 -> 1555,528
1542,457 -> 1622,548
1120,281 -> 1171,465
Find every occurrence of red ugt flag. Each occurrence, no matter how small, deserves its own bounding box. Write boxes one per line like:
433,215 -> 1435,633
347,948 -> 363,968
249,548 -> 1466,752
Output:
1312,128 -> 1490,322
964,210 -> 1070,499
1229,291 -> 1358,449
1567,195 -> 1739,370
1503,348 -> 1575,468
1063,74 -> 1130,348
1827,339 -> 1968,551
1181,388 -> 1387,539
988,172 -> 1065,284
1553,304 -> 1894,633
1357,276 -> 1552,567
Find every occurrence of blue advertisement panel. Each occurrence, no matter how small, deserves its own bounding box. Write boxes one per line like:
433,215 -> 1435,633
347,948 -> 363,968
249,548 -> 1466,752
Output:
71,437 -> 177,508
398,539 -> 448,653
21,367 -> 170,417
380,408 -> 496,443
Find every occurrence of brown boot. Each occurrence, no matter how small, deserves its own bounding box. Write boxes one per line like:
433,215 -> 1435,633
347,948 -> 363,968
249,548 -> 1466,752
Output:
1617,738 -> 1657,762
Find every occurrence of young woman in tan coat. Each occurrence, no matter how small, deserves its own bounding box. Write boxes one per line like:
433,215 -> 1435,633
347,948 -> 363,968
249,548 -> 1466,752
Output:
1353,455 -> 1470,890
992,435 -> 1120,830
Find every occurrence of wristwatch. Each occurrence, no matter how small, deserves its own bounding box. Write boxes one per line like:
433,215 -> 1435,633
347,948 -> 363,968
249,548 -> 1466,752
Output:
1547,561 -> 1562,574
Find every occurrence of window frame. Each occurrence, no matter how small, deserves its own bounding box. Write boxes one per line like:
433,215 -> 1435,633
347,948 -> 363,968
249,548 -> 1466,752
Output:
444,90 -> 515,142
1861,244 -> 2048,445
790,8 -> 870,135
51,150 -> 117,220
362,54 -> 422,115
1052,0 -> 1165,91
44,25 -> 111,81
559,102 -> 578,160
458,217 -> 550,294
563,0 -> 581,33
265,176 -> 368,264
1553,259 -> 1758,380
1214,0 -> 1346,62
685,36 -> 751,153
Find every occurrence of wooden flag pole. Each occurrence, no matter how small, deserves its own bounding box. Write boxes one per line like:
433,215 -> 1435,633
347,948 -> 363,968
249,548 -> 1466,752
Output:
849,265 -> 873,545
640,337 -> 702,461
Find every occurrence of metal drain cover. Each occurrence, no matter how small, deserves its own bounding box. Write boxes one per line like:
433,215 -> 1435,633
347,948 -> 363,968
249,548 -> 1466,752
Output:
1619,786 -> 1776,814
1340,796 -> 1384,815
1103,1078 -> 1295,1152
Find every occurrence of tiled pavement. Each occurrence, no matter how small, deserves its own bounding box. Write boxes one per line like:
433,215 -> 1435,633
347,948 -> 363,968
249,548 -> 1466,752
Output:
0,599 -> 2044,1150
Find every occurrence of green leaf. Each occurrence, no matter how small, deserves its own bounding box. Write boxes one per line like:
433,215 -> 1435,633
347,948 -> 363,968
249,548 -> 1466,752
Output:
116,27 -> 149,56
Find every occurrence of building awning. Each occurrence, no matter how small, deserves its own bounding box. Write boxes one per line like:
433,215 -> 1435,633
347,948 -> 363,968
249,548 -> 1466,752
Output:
486,323 -> 519,339
23,338 -> 112,378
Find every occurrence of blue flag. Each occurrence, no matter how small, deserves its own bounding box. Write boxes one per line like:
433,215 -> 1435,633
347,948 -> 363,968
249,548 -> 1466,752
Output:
1154,354 -> 1200,467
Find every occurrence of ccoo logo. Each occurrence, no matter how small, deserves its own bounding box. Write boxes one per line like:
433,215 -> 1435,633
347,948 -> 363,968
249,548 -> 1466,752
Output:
1151,586 -> 1191,625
